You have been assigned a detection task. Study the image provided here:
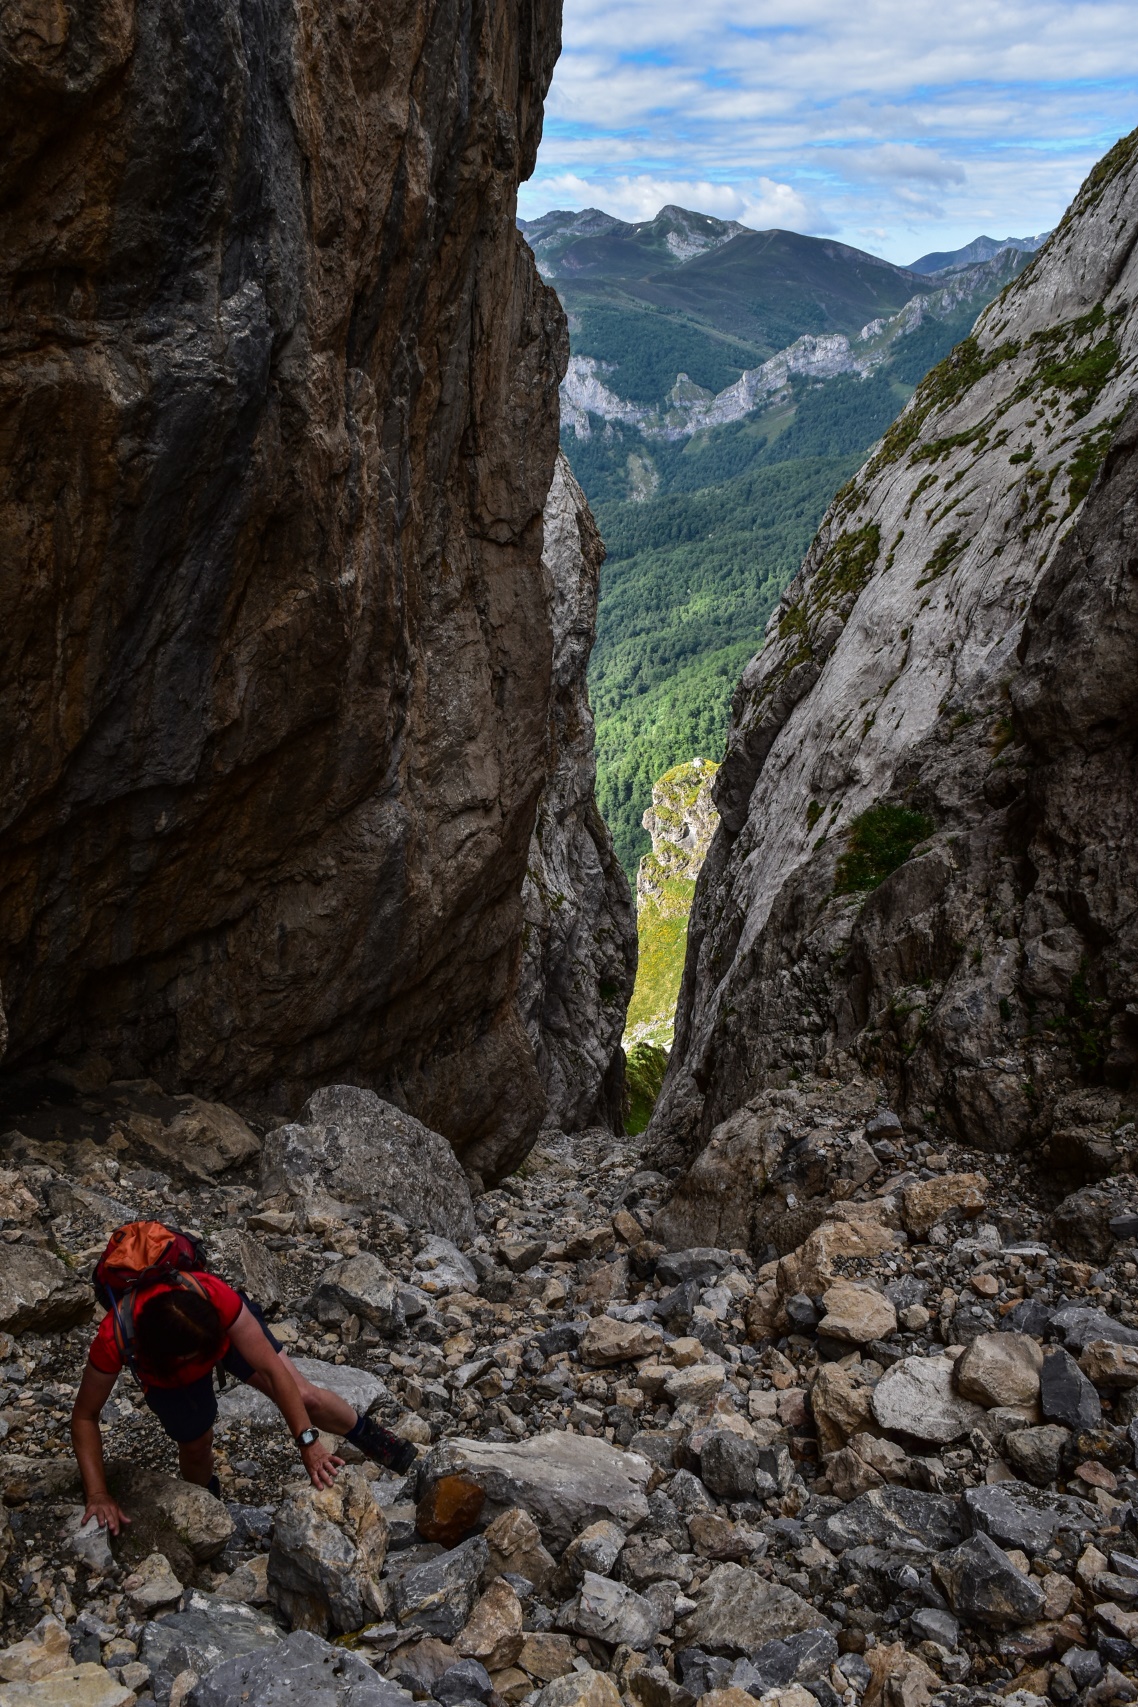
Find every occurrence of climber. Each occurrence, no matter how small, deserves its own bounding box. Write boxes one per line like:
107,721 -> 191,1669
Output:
70,1225 -> 417,1535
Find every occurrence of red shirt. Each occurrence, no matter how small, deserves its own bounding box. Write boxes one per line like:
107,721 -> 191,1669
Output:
88,1272 -> 244,1388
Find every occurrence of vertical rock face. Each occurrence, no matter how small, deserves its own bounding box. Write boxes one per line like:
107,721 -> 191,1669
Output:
654,130 -> 1138,1161
636,759 -> 719,908
519,455 -> 637,1134
0,0 -> 582,1179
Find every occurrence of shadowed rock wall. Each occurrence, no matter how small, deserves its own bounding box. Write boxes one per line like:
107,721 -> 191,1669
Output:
0,0 -> 580,1180
653,130 -> 1138,1166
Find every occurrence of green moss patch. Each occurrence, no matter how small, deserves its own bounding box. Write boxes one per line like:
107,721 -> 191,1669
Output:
834,804 -> 935,896
623,1042 -> 670,1136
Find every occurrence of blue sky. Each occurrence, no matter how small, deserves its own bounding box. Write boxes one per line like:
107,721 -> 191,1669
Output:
519,0 -> 1138,264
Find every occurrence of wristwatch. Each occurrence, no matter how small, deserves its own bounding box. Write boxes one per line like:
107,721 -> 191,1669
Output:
295,1427 -> 320,1449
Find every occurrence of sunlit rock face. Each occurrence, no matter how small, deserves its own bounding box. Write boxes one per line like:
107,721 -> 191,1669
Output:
0,0 -> 592,1181
654,131 -> 1138,1163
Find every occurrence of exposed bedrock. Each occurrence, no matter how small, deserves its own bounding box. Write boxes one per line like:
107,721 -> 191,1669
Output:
0,0 -> 626,1180
653,130 -> 1138,1167
519,455 -> 637,1135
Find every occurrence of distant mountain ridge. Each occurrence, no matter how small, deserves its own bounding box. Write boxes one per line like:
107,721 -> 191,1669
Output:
908,231 -> 1050,275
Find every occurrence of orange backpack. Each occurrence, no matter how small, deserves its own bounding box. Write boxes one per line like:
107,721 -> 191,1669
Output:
92,1221 -> 209,1377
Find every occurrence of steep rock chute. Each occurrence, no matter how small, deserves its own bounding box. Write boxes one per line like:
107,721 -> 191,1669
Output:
654,130 -> 1138,1165
0,0 -> 630,1179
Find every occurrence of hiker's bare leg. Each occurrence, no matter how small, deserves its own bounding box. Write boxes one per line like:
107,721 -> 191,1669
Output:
179,1427 -> 215,1487
247,1352 -> 356,1435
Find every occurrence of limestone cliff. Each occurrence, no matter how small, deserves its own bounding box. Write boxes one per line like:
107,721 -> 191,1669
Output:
654,130 -> 1138,1165
0,0 -> 593,1181
518,454 -> 637,1133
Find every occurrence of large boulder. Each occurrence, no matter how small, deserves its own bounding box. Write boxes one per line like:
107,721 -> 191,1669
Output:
0,1246 -> 93,1334
420,1434 -> 653,1554
205,1229 -> 286,1311
307,1254 -> 406,1334
267,1466 -> 388,1636
105,1466 -> 234,1578
188,1629 -> 411,1707
392,1536 -> 489,1640
933,1531 -> 1047,1628
260,1087 -> 475,1242
870,1356 -> 987,1445
0,1665 -> 135,1706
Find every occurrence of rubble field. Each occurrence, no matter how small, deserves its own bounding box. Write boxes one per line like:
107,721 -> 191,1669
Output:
0,1070 -> 1137,1707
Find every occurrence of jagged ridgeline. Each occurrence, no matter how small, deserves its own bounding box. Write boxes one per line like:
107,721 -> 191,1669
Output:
653,128 -> 1138,1162
522,206 -> 1042,873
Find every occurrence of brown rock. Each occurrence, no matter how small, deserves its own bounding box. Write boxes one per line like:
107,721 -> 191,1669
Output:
485,1506 -> 556,1592
456,1579 -> 524,1671
744,1280 -> 786,1342
518,1634 -> 576,1684
824,1447 -> 884,1503
687,1513 -> 751,1562
1080,1339 -> 1138,1388
417,1475 -> 486,1546
579,1317 -> 663,1366
536,1668 -> 622,1707
811,1364 -> 876,1455
818,1281 -> 897,1346
954,1333 -> 1043,1409
778,1219 -> 903,1299
0,0 -> 633,1185
900,1175 -> 988,1238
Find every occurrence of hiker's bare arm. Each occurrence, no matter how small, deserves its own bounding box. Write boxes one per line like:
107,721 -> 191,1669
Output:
71,1364 -> 132,1535
228,1307 -> 342,1488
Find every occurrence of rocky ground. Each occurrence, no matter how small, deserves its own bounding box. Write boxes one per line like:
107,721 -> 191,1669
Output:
0,1072 -> 1137,1706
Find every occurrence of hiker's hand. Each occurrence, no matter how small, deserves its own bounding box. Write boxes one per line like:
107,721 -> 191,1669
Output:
84,1496 -> 131,1536
301,1439 -> 343,1490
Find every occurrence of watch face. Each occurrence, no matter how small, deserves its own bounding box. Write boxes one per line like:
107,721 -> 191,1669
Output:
298,1428 -> 318,1447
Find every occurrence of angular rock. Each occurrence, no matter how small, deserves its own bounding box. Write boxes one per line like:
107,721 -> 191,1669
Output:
0,1666 -> 136,1707
123,1551 -> 184,1614
393,1536 -> 489,1641
456,1580 -> 524,1671
0,1617 -> 70,1684
954,1334 -> 1042,1409
308,1254 -> 405,1334
187,1629 -> 411,1707
206,1228 -> 286,1311
484,1508 -> 556,1592
1040,1348 -> 1103,1430
517,1635 -> 576,1684
107,1466 -> 234,1567
414,1237 -> 479,1295
417,1476 -> 487,1547
420,1434 -> 652,1552
817,1486 -> 965,1555
675,1562 -> 832,1655
934,1530 -> 1047,1628
871,1356 -> 988,1444
699,1435 -> 765,1502
1052,1187 -> 1123,1262
260,1088 -> 475,1241
139,1590 -> 281,1706
961,1483 -> 1087,1556
824,1447 -> 883,1503
810,1364 -> 876,1455
818,1281 -> 897,1346
267,1465 -> 388,1636
1080,1340 -> 1138,1388
655,1250 -> 733,1287
0,1457 -> 78,1506
900,1174 -> 987,1238
562,1571 -> 663,1649
562,1521 -> 626,1584
0,1246 -> 93,1334
663,1365 -> 726,1407
132,1100 -> 260,1183
536,1669 -> 622,1707
579,1317 -> 663,1366
1006,1425 -> 1071,1487
434,1660 -> 494,1706
217,1358 -> 386,1430
1050,1306 -> 1138,1354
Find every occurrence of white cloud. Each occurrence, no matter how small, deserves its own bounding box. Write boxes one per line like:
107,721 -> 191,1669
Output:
524,0 -> 1138,260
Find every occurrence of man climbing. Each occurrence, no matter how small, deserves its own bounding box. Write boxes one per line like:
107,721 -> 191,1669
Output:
70,1223 -> 417,1535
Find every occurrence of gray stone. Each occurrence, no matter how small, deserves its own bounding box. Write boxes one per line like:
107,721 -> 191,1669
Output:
1000,1300 -> 1055,1339
1050,1306 -> 1138,1354
816,1486 -> 965,1556
420,1434 -> 652,1553
267,1466 -> 388,1636
260,1087 -> 476,1242
393,1536 -> 489,1640
413,1237 -> 479,1296
870,1356 -> 988,1445
217,1358 -> 387,1430
0,1245 -> 93,1334
933,1531 -> 1048,1629
699,1435 -> 765,1502
308,1254 -> 405,1334
139,1589 -> 281,1707
1040,1347 -> 1103,1430
1006,1425 -> 1070,1487
562,1571 -> 663,1649
962,1483 -> 1068,1556
561,1522 -> 626,1584
434,1661 -> 494,1705
206,1228 -> 286,1310
910,1608 -> 960,1650
674,1562 -> 833,1656
189,1628 -> 412,1707
655,1250 -> 733,1287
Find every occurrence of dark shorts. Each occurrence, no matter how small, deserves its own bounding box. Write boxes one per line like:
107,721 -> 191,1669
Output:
141,1295 -> 283,1444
